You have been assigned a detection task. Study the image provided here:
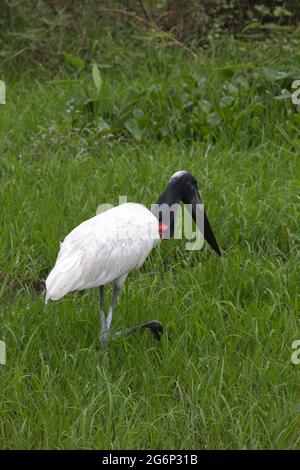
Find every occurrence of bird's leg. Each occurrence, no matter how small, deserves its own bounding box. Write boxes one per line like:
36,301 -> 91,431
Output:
112,325 -> 140,340
99,285 -> 107,346
101,284 -> 121,346
99,283 -> 163,348
112,320 -> 163,341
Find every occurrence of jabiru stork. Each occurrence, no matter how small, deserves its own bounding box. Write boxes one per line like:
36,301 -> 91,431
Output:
45,171 -> 221,347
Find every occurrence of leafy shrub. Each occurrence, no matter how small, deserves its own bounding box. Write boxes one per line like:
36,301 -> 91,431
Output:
58,53 -> 300,144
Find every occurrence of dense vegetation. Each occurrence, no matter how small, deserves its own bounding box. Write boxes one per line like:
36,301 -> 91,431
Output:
0,1 -> 300,449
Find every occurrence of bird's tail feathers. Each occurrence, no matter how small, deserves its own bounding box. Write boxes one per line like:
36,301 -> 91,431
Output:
45,254 -> 83,302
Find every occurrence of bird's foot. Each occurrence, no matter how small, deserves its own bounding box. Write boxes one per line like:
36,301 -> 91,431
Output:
99,334 -> 111,364
100,329 -> 109,348
141,320 -> 163,341
103,350 -> 110,364
112,320 -> 163,342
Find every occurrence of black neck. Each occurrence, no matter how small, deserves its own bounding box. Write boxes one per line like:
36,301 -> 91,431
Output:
156,184 -> 181,207
154,184 -> 182,237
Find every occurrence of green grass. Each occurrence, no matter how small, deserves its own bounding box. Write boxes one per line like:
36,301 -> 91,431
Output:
0,29 -> 300,449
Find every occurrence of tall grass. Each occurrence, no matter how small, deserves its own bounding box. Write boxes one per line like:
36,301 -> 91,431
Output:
0,18 -> 300,449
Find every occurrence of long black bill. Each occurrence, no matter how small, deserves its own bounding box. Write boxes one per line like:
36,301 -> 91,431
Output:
191,190 -> 221,256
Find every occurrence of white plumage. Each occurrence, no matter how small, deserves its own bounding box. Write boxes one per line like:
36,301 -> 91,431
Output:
45,203 -> 160,303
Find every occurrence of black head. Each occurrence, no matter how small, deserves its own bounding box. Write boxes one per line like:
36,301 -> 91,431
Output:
168,171 -> 199,203
156,171 -> 221,256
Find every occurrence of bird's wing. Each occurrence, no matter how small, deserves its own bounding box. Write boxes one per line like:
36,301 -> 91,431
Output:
45,203 -> 159,302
